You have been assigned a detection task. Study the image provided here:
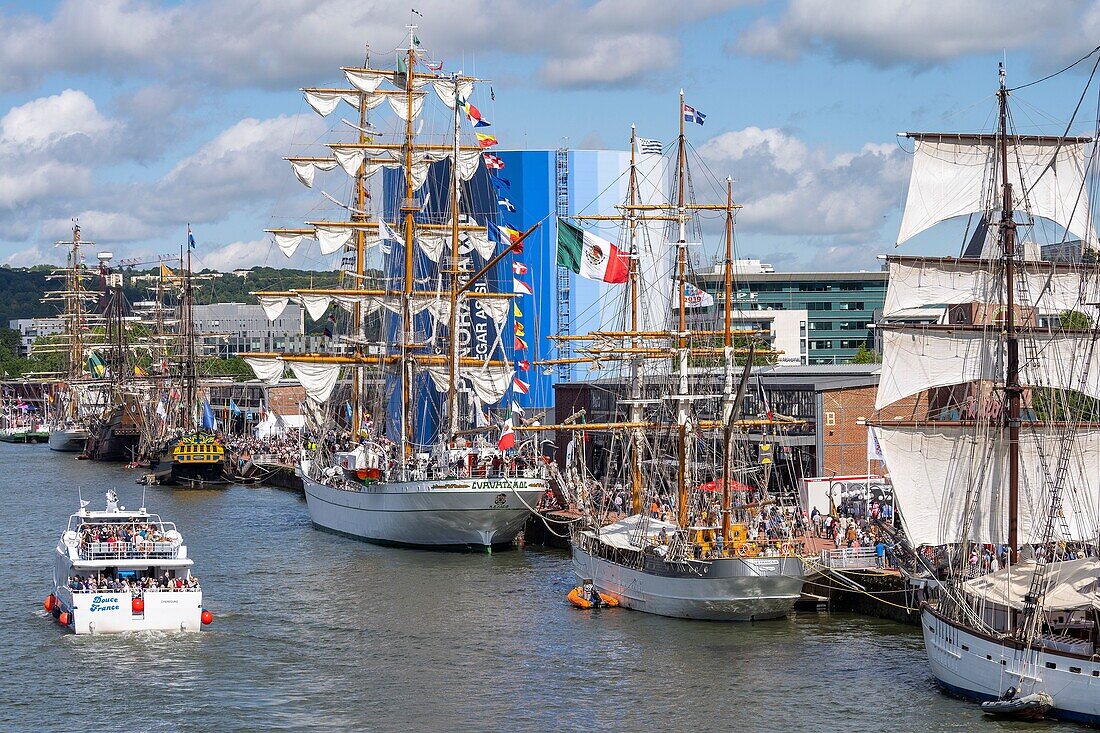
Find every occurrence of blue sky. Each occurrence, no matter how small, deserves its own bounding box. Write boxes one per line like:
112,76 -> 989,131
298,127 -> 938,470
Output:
0,0 -> 1096,272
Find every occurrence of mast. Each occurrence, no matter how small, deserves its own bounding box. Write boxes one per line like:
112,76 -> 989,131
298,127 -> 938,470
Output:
184,228 -> 196,429
351,44 -> 370,438
721,176 -> 734,545
628,124 -> 643,515
998,63 -> 1021,562
676,89 -> 689,528
400,25 -> 417,463
447,72 -> 462,439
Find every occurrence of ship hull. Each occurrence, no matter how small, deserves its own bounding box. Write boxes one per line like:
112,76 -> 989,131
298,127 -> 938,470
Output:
56,589 -> 204,634
48,428 -> 88,452
922,606 -> 1100,724
303,473 -> 545,549
572,544 -> 805,621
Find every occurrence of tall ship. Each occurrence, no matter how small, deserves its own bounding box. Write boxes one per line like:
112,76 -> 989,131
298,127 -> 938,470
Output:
542,97 -> 805,620
875,64 -> 1100,723
242,28 -> 546,548
145,238 -> 229,487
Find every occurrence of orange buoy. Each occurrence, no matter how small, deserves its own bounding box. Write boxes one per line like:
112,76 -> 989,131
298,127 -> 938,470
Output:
132,597 -> 145,613
43,595 -> 56,612
201,610 -> 213,625
58,612 -> 70,626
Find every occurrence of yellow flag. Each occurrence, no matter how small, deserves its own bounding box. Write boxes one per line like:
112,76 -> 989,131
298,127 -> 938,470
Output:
134,365 -> 148,377
160,263 -> 174,278
513,302 -> 522,318
515,321 -> 525,337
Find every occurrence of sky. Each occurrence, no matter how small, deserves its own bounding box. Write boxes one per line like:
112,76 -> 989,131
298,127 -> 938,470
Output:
0,0 -> 1098,273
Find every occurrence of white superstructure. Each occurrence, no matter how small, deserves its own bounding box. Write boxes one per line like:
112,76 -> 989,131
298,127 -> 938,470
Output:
47,491 -> 210,634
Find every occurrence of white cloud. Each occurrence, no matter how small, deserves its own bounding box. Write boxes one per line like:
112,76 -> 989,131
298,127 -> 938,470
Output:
194,238 -> 275,271
735,0 -> 1086,69
699,126 -> 908,242
0,0 -> 748,92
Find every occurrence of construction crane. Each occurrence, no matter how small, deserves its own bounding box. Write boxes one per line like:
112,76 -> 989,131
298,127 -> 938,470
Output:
118,253 -> 178,269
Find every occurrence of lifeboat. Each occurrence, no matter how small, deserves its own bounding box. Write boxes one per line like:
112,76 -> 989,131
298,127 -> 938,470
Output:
567,586 -> 619,609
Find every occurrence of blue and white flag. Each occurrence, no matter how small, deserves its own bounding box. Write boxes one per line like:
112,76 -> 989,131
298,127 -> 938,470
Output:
229,399 -> 242,416
187,225 -> 197,249
489,172 -> 510,190
682,103 -> 706,126
497,196 -> 515,213
201,401 -> 218,430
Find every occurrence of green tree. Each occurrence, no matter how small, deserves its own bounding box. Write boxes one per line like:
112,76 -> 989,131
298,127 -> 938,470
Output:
852,343 -> 881,364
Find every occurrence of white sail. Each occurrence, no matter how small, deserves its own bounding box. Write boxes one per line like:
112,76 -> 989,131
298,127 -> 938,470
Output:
303,90 -> 360,117
314,224 -> 355,254
286,361 -> 342,404
877,326 -> 1100,409
299,294 -> 333,322
883,257 -> 1100,318
243,356 -> 285,385
424,365 -> 513,404
273,233 -> 311,258
897,137 -> 1095,247
290,159 -> 338,188
257,295 -> 290,321
876,424 -> 1100,546
344,68 -> 388,93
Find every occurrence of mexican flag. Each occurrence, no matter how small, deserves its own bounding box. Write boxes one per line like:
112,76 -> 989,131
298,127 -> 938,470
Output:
557,219 -> 629,283
497,415 -> 515,451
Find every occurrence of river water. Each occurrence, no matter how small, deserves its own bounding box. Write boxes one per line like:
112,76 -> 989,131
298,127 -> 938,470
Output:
0,443 -> 1082,732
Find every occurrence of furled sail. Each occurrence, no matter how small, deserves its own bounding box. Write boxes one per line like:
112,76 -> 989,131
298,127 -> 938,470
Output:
286,361 -> 342,404
290,159 -> 338,188
876,326 -> 1100,409
243,356 -> 285,385
876,424 -> 1100,546
424,365 -> 513,404
882,256 -> 1100,318
303,90 -> 360,117
273,233 -> 313,258
257,296 -> 290,322
897,135 -> 1095,246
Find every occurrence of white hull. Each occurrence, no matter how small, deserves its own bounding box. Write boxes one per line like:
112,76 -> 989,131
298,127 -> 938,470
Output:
303,473 -> 546,549
57,589 -> 203,634
49,428 -> 87,452
572,543 -> 805,621
923,607 -> 1100,724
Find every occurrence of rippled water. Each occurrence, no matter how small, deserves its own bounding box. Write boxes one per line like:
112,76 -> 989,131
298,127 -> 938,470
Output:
0,443 -> 1083,732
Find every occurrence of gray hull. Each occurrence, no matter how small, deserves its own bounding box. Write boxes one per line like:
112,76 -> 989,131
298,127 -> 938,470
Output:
48,428 -> 87,452
303,473 -> 546,549
572,544 -> 805,621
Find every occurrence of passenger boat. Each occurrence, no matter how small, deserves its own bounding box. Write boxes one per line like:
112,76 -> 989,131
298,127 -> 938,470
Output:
45,490 -> 212,634
875,63 -> 1100,723
48,424 -> 88,452
242,27 -> 546,549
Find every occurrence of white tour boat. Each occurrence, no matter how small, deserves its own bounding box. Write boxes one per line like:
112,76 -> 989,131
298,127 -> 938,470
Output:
45,490 -> 212,634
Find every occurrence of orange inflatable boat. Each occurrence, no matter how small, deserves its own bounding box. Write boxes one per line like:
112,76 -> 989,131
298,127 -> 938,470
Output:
567,586 -> 620,609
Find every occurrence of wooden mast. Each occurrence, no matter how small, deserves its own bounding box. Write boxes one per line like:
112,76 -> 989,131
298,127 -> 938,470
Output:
998,63 -> 1021,563
351,44 -> 370,438
628,124 -> 643,515
401,27 -> 417,463
721,175 -> 734,545
447,73 -> 462,439
676,89 -> 689,528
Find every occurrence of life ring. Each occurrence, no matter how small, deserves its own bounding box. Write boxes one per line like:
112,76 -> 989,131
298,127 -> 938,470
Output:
737,543 -> 750,557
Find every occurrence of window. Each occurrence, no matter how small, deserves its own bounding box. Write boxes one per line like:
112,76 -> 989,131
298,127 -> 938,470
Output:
838,302 -> 865,311
806,302 -> 832,311
839,339 -> 868,349
824,412 -> 836,426
838,321 -> 868,330
811,340 -> 833,350
798,283 -> 828,292
809,321 -> 832,331
838,283 -> 864,291
758,302 -> 785,310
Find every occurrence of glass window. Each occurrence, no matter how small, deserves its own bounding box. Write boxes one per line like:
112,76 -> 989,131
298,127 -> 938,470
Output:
806,302 -> 832,311
811,340 -> 833,350
808,321 -> 832,331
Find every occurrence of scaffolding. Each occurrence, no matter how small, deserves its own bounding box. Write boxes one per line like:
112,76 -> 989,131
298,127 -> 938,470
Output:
555,146 -> 572,382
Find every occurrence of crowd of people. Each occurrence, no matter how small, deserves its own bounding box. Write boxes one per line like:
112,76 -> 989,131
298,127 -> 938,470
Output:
67,572 -> 200,593
223,430 -> 303,468
78,521 -> 175,555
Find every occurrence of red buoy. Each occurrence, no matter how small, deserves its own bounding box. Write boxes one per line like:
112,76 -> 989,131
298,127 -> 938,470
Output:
201,610 -> 213,625
58,612 -> 70,626
132,597 -> 145,614
43,595 -> 56,612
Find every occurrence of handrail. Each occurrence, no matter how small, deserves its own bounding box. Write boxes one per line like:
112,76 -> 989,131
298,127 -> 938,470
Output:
819,546 -> 883,569
78,541 -> 181,560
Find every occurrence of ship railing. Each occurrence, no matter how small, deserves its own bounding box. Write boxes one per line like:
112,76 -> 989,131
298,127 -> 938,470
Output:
67,585 -> 201,594
79,541 -> 180,560
819,546 -> 882,570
